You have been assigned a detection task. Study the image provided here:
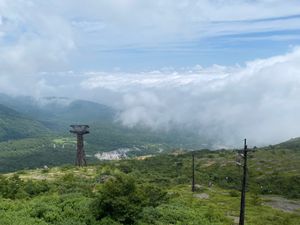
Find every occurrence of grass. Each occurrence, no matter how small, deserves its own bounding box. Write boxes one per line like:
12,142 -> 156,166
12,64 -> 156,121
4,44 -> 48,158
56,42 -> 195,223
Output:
4,159 -> 299,223
1,139 -> 299,224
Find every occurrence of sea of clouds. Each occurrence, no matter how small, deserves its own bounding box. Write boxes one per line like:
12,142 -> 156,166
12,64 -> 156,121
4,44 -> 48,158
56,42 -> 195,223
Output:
81,47 -> 300,147
1,1 -> 300,147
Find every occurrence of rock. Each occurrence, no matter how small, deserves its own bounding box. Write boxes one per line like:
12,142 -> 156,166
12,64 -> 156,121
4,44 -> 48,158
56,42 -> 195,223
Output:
193,193 -> 209,199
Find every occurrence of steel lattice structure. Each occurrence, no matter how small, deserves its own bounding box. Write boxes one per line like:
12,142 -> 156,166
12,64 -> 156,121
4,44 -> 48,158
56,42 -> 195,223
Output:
70,125 -> 89,166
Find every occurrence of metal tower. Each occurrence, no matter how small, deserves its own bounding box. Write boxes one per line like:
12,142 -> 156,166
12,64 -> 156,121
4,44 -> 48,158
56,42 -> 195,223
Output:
70,125 -> 89,166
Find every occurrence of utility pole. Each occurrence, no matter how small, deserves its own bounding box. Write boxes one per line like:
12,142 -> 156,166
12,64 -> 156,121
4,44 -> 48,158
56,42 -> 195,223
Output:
70,125 -> 89,166
239,139 -> 248,225
192,152 -> 195,192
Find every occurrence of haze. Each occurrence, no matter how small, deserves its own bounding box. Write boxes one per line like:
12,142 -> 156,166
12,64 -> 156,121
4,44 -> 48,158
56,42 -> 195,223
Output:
1,0 -> 300,147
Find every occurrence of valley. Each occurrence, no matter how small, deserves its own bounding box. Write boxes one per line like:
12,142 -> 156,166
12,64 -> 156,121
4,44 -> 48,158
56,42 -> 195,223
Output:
0,94 -> 299,224
2,2 -> 299,224
0,94 -> 210,172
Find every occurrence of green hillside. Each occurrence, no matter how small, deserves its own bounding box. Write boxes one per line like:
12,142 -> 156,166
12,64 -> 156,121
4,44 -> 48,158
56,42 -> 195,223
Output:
0,94 -> 211,147
0,137 -> 83,172
0,104 -> 50,142
275,137 -> 300,149
86,121 -> 207,150
0,95 -> 213,173
0,144 -> 299,225
0,94 -> 114,123
0,126 -> 205,173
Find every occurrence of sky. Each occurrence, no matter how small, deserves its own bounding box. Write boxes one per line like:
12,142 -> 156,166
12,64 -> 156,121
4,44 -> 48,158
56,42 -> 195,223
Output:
1,0 -> 300,146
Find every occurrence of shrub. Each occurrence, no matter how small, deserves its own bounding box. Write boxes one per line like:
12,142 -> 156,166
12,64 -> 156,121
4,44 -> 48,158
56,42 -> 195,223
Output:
229,190 -> 239,197
90,172 -> 167,224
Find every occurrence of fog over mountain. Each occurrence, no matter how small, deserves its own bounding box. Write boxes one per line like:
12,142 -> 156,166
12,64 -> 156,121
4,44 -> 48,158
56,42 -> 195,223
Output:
1,2 -> 300,225
1,0 -> 300,147
0,47 -> 299,147
83,47 -> 300,146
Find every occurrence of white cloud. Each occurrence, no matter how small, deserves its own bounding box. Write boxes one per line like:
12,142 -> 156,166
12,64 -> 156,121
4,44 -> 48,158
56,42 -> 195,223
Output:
81,47 -> 300,147
0,0 -> 75,96
1,0 -> 300,147
0,0 -> 299,73
28,0 -> 300,49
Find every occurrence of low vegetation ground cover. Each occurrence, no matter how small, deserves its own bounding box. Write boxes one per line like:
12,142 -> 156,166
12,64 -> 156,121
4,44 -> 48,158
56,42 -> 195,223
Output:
0,143 -> 299,224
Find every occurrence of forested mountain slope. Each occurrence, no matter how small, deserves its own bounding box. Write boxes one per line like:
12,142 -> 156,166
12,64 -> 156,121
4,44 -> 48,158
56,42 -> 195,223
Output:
0,94 -> 211,172
0,104 -> 50,142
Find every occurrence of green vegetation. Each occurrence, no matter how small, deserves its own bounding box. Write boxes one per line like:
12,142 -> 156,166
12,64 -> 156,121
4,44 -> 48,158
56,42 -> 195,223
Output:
0,99 -> 211,173
0,144 -> 299,225
91,172 -> 168,224
0,104 -> 49,142
0,96 -> 299,224
0,96 -> 212,154
0,122 -> 207,173
86,121 -> 205,151
0,137 -> 81,172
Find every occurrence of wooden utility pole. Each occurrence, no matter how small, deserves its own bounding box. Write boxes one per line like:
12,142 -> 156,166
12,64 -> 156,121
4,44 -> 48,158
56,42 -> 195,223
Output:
239,139 -> 248,225
70,125 -> 89,166
192,152 -> 195,192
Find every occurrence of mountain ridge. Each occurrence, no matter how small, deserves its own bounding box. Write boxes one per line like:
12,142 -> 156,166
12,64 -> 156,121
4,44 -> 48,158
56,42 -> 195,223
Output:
0,104 -> 50,142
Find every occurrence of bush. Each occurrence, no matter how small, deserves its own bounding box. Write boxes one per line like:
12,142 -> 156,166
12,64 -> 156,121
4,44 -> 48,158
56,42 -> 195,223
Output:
90,172 -> 167,224
0,174 -> 27,199
229,190 -> 239,197
97,217 -> 122,225
251,194 -> 262,206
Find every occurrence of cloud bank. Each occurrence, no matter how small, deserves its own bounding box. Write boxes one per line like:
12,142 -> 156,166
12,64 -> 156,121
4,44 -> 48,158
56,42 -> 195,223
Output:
1,1 -> 300,71
1,1 -> 300,147
0,0 -> 74,95
82,47 -> 300,147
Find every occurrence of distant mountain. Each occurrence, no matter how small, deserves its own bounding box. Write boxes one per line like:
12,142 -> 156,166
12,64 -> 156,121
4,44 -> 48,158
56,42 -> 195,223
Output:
0,93 -> 212,148
0,94 -> 116,130
51,99 -> 116,123
0,104 -> 50,141
0,94 -> 56,121
0,95 -> 210,172
275,137 -> 300,149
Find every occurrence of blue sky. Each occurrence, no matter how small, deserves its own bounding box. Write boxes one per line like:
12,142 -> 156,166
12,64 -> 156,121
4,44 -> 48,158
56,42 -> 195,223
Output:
70,6 -> 300,71
1,0 -> 300,72
78,29 -> 300,71
1,0 -> 300,146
